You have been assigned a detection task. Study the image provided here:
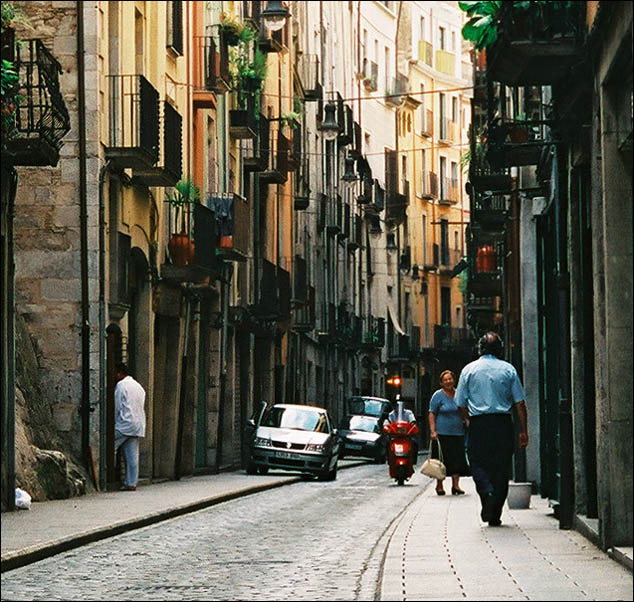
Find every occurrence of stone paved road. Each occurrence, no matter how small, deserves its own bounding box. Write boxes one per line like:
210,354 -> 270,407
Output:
1,463 -> 425,601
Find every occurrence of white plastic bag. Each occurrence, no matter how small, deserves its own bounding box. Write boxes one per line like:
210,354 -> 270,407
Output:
15,487 -> 32,510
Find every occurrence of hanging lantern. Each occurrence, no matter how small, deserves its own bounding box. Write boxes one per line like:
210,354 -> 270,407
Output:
341,154 -> 357,182
318,102 -> 340,141
261,1 -> 289,32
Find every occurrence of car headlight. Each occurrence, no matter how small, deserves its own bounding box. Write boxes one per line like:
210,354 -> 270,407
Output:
305,443 -> 326,453
254,437 -> 273,447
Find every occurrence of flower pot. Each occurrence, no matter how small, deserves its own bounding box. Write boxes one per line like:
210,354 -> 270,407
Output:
507,482 -> 532,509
168,233 -> 195,266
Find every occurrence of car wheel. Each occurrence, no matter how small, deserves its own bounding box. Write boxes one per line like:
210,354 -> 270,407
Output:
246,459 -> 258,475
327,464 -> 338,481
257,466 -> 269,475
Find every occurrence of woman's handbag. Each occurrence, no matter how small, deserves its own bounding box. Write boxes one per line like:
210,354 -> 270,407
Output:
421,439 -> 446,479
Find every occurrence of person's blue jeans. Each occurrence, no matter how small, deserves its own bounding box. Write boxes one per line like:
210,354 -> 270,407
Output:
114,432 -> 140,487
467,414 -> 515,521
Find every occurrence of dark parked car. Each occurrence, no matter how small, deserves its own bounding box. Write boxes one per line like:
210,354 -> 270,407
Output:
338,414 -> 387,463
347,396 -> 392,423
245,403 -> 340,481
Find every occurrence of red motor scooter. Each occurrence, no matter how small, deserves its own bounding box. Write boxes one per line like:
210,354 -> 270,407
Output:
383,400 -> 419,486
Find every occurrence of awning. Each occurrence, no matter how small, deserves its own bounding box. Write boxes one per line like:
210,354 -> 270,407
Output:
387,296 -> 406,336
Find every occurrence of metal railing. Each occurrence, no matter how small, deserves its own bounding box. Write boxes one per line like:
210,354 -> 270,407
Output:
107,74 -> 159,164
3,37 -> 71,166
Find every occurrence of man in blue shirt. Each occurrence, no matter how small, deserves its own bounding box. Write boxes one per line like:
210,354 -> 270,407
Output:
455,332 -> 528,526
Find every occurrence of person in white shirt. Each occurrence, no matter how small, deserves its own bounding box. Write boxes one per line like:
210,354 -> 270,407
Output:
114,363 -> 146,491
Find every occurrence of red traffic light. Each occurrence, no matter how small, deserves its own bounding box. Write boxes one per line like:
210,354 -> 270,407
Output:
386,376 -> 401,386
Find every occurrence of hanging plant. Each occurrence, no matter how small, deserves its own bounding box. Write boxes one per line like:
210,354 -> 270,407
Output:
220,12 -> 255,46
165,178 -> 200,267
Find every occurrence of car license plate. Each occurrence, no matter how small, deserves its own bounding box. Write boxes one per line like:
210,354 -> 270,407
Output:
274,451 -> 296,459
347,444 -> 362,450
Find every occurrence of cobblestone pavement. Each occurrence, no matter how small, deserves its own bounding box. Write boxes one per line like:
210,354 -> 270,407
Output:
1,463 -> 425,601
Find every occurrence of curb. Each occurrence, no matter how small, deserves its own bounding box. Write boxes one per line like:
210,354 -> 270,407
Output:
1,460 -> 367,573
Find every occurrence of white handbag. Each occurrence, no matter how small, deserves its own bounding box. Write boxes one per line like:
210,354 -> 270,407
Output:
421,439 -> 446,479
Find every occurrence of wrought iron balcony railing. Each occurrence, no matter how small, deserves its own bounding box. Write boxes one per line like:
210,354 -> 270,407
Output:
487,2 -> 584,86
106,74 -> 159,170
133,100 -> 182,187
260,120 -> 290,184
438,176 -> 459,205
433,325 -> 474,354
1,36 -> 70,166
421,171 -> 438,199
298,53 -> 322,101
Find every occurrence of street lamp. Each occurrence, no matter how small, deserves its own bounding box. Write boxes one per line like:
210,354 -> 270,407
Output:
318,101 -> 340,141
261,1 -> 289,32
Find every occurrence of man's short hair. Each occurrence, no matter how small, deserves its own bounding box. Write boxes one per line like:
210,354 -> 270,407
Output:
478,332 -> 503,358
115,362 -> 129,375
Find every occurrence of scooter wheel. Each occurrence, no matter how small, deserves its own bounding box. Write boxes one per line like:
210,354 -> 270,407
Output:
397,477 -> 405,486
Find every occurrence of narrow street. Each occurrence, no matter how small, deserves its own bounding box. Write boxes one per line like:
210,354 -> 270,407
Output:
1,464 -> 423,601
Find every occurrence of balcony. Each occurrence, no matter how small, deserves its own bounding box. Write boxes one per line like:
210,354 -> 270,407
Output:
350,120 -> 363,159
466,226 -> 504,296
418,40 -> 433,67
348,214 -> 363,252
287,127 -> 301,171
386,175 -> 409,226
486,2 -> 584,86
421,171 -> 438,199
252,258 -> 280,319
278,266 -> 291,319
435,49 -> 455,77
294,285 -> 316,333
388,332 -> 410,361
209,192 -> 250,261
106,74 -> 159,171
293,255 -> 308,305
362,60 -> 378,92
422,243 -> 439,271
356,173 -> 373,205
421,108 -> 433,137
338,102 -> 354,146
229,97 -> 258,139
162,202 -> 222,283
132,101 -> 182,187
439,118 -> 458,145
486,120 -> 549,169
294,154 -> 311,210
298,53 -> 322,101
438,176 -> 459,205
361,316 -> 385,350
193,35 -> 225,108
1,36 -> 70,167
385,74 -> 408,107
242,0 -> 261,29
433,325 -> 474,354
258,22 -> 287,54
367,178 -> 385,213
242,112 -> 269,172
472,191 -> 509,231
260,120 -> 290,184
438,247 -> 463,274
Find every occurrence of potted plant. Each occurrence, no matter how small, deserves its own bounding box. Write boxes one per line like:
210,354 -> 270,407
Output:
166,178 -> 200,266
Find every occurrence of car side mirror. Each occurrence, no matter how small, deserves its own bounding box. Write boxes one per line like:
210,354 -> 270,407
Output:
246,418 -> 256,428
332,428 -> 338,437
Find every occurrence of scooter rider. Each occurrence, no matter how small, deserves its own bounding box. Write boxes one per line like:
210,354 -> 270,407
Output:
385,397 -> 418,464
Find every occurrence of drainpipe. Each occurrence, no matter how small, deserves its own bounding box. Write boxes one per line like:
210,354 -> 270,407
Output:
6,168 -> 18,510
98,160 -> 111,492
76,0 -> 93,480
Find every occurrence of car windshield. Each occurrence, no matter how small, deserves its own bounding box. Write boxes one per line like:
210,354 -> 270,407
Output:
261,407 -> 329,433
348,397 -> 387,418
342,415 -> 380,433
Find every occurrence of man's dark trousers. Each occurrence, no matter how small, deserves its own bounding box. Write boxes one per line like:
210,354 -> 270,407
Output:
467,414 -> 515,521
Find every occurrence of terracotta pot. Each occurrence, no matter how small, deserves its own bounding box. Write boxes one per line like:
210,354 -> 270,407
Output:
169,233 -> 195,266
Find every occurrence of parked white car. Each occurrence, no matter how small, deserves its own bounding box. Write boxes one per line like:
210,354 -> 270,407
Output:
245,404 -> 340,481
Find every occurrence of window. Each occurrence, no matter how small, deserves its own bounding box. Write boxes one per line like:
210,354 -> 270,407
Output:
439,26 -> 446,50
451,161 -> 458,186
167,1 -> 183,55
440,156 -> 447,197
420,16 -> 425,42
440,219 -> 449,266
422,214 -> 427,263
439,92 -> 446,137
451,31 -> 456,52
452,97 -> 458,122
385,46 -> 390,92
441,286 -> 451,326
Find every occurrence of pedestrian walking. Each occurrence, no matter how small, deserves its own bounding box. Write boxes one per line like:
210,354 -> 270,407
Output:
114,362 -> 146,491
455,332 -> 528,526
428,370 -> 470,496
